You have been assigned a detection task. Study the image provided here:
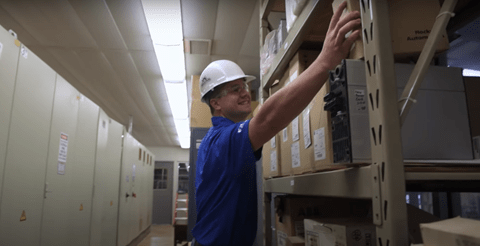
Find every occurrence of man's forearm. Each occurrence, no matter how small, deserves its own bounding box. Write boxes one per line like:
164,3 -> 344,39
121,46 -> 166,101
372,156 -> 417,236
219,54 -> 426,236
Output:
255,58 -> 330,135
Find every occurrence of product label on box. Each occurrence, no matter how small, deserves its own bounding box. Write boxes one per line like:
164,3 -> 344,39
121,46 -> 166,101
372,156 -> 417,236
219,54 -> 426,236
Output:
355,90 -> 367,111
277,230 -> 288,246
303,109 -> 311,148
270,150 -> 277,172
408,29 -> 431,42
283,128 -> 288,142
271,136 -> 276,149
314,128 -> 326,161
292,116 -> 299,141
291,141 -> 300,168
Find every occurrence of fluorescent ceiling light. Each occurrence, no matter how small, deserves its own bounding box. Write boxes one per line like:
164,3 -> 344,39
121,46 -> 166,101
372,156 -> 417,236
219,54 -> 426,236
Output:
154,44 -> 186,82
463,68 -> 480,77
142,0 -> 191,149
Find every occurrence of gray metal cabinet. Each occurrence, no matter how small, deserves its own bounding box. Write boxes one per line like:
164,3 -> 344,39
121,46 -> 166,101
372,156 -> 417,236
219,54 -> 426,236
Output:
0,45 -> 56,245
40,75 -> 81,246
89,110 -> 123,246
0,24 -> 20,202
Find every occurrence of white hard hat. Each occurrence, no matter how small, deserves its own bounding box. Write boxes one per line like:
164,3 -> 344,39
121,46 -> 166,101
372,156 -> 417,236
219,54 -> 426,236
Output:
199,60 -> 256,103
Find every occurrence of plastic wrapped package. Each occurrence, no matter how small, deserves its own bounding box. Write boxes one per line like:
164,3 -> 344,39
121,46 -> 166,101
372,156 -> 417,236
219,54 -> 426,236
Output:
261,29 -> 279,76
285,0 -> 308,31
277,19 -> 288,50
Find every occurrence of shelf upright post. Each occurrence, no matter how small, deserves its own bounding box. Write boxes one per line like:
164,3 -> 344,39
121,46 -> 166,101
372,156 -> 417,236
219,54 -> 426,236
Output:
359,0 -> 408,245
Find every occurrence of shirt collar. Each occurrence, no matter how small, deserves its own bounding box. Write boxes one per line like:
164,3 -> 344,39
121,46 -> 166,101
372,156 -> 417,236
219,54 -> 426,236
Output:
211,116 -> 235,127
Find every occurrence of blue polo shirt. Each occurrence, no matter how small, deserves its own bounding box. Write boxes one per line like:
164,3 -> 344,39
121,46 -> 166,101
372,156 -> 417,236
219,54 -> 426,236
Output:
192,117 -> 262,246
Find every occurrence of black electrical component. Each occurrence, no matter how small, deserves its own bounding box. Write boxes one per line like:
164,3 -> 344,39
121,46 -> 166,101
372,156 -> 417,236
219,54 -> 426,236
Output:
323,60 -> 352,163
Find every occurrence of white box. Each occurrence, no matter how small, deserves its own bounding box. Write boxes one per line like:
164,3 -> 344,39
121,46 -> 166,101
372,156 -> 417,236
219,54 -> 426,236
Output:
304,218 -> 376,246
420,217 -> 480,246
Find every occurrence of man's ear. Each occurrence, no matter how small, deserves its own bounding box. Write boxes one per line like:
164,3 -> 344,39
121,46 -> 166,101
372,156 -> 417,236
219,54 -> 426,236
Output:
210,98 -> 221,111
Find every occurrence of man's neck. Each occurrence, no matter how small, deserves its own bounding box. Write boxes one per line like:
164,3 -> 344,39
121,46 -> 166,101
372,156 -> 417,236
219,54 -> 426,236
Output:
213,112 -> 246,123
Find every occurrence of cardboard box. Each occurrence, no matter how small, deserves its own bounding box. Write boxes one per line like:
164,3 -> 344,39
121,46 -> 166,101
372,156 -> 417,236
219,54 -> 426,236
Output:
280,122 -> 294,176
270,70 -> 289,96
309,82 -> 343,172
263,133 -> 282,179
191,75 -> 202,101
287,50 -> 321,175
275,196 -> 371,239
420,217 -> 480,246
332,0 -> 450,60
288,50 -> 320,81
304,218 -> 376,246
190,99 -> 212,128
287,236 -> 305,246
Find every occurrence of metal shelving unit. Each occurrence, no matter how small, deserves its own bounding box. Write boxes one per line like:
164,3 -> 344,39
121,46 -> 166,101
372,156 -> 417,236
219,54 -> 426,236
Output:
259,0 -> 480,245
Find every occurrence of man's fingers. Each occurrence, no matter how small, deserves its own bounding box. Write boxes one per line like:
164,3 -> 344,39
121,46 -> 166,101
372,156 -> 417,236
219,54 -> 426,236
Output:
343,29 -> 361,51
337,18 -> 361,40
335,11 -> 361,34
329,1 -> 348,31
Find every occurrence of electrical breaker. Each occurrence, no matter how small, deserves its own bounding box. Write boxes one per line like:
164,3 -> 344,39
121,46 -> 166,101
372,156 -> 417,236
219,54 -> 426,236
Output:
324,59 -> 474,164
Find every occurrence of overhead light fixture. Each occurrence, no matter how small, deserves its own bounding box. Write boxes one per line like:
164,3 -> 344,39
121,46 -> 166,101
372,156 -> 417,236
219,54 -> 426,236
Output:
142,0 -> 191,149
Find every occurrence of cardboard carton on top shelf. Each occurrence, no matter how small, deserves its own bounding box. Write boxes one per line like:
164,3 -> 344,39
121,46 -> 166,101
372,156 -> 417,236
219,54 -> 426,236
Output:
332,0 -> 450,60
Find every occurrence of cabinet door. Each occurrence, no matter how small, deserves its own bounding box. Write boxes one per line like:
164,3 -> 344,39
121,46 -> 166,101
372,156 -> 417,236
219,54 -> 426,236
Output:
40,75 -> 81,246
69,95 -> 99,246
117,132 -> 135,246
90,111 -> 123,246
0,45 -> 56,245
0,25 -> 20,199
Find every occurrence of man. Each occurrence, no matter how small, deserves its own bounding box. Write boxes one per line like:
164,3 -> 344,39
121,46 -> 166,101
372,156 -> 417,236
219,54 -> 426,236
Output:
192,2 -> 361,245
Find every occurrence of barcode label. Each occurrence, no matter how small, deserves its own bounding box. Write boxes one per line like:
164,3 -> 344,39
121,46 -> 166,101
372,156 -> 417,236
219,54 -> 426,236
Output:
314,128 -> 326,161
292,117 -> 299,141
291,141 -> 300,168
270,150 -> 277,172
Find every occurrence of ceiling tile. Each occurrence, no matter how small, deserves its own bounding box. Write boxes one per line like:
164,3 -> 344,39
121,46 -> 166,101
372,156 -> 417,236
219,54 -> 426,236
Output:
212,0 -> 257,56
105,0 -> 154,51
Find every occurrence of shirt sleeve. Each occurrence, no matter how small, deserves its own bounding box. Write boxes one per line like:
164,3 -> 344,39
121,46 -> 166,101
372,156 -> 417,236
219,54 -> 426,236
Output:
229,119 -> 262,162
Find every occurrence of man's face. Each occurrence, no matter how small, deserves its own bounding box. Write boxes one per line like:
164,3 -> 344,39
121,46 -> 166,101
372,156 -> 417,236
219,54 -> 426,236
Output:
213,79 -> 252,122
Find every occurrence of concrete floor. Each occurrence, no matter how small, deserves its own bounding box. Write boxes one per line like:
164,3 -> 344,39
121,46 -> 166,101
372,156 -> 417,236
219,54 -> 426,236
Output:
136,224 -> 189,246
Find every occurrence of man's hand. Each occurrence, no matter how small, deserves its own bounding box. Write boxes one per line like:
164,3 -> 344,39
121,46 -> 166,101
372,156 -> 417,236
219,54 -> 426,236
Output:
316,1 -> 362,71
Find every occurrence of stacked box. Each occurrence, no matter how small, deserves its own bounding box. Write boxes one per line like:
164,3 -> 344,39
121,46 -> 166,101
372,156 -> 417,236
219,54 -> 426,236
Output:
304,218 -> 376,246
287,50 -> 320,175
275,196 -> 371,244
332,0 -> 450,60
262,133 -> 282,179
